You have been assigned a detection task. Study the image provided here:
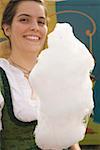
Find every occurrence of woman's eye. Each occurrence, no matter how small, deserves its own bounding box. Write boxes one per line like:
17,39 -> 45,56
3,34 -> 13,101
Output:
19,18 -> 29,23
38,20 -> 46,26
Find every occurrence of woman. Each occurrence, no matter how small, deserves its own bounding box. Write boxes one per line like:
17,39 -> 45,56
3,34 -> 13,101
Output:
0,0 -> 80,149
0,0 -> 47,149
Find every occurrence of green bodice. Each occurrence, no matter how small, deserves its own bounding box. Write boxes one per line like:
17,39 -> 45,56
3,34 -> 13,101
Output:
0,67 -> 41,150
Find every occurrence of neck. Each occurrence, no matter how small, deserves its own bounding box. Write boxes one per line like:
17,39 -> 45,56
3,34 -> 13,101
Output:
9,51 -> 38,72
8,51 -> 38,79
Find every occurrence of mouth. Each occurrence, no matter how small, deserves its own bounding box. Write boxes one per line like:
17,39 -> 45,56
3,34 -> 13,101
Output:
23,35 -> 40,41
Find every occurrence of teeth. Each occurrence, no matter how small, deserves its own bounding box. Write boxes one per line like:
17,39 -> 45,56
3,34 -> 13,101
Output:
25,36 -> 39,40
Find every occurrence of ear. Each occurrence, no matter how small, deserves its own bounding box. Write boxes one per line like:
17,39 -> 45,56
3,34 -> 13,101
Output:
2,24 -> 11,37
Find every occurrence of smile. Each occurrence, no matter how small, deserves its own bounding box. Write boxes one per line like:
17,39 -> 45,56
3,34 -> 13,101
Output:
24,35 -> 40,41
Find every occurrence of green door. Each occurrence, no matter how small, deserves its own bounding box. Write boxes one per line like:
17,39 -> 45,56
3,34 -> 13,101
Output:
56,0 -> 100,145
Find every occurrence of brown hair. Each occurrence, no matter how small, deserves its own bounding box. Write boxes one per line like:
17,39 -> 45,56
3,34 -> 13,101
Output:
1,0 -> 47,27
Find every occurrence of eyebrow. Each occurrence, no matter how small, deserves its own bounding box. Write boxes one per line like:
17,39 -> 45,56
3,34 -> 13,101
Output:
17,14 -> 46,20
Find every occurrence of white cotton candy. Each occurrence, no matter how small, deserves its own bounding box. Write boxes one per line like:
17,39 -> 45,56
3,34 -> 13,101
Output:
29,23 -> 95,150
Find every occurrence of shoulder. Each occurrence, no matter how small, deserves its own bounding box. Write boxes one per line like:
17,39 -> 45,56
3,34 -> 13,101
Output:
0,58 -> 11,73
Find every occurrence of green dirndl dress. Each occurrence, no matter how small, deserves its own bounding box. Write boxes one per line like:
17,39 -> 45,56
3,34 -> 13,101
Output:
0,67 -> 41,150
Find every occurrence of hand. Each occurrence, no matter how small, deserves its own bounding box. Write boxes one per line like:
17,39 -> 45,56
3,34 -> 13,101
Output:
69,144 -> 81,150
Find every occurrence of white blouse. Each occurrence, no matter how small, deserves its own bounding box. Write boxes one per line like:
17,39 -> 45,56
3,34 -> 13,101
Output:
0,58 -> 40,130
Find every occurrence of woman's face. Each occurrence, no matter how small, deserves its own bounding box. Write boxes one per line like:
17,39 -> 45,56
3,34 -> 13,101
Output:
3,1 -> 48,55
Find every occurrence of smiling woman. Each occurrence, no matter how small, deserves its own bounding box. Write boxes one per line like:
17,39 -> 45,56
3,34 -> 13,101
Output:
0,0 -> 48,149
2,0 -> 48,63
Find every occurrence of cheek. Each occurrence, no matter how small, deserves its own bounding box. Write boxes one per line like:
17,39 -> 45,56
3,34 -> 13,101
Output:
45,27 -> 48,36
11,22 -> 26,36
42,25 -> 48,36
42,29 -> 48,42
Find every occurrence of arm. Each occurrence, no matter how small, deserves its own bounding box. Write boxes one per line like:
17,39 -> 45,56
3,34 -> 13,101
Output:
0,92 -> 4,131
0,92 -> 4,149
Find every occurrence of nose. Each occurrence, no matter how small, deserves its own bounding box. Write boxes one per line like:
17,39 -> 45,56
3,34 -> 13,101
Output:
30,21 -> 39,32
